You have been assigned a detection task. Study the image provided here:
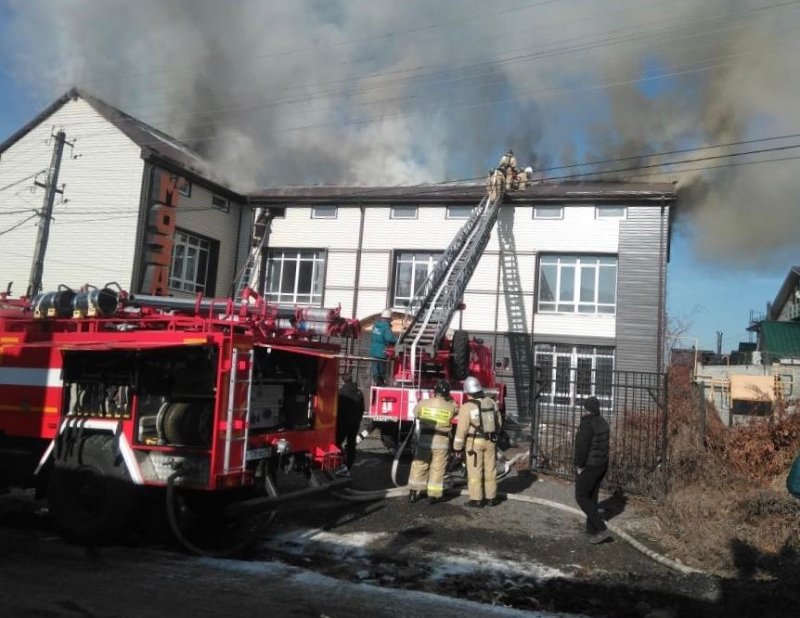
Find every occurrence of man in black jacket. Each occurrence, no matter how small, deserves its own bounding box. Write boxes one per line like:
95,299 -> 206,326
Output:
336,373 -> 365,472
573,396 -> 612,544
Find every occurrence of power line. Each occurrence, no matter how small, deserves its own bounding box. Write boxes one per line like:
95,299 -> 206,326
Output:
0,171 -> 44,193
0,213 -> 37,236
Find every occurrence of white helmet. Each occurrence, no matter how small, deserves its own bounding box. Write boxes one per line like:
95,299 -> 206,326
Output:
463,376 -> 482,395
380,309 -> 392,319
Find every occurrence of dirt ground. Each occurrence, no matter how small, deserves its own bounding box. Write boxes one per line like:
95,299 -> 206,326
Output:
1,436 -> 799,617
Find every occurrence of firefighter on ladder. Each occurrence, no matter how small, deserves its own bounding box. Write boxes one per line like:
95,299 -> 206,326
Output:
454,376 -> 503,508
408,379 -> 458,504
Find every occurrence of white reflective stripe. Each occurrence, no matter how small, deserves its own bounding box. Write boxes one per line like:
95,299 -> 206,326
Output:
34,418 -> 143,485
0,367 -> 62,387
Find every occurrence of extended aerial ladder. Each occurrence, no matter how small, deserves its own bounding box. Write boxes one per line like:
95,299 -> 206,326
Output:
393,189 -> 505,385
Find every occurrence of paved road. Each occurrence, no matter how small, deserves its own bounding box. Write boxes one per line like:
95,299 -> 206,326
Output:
0,526 -> 562,618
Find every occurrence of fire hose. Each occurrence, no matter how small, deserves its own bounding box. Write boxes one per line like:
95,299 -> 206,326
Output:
335,478 -> 705,576
166,471 -> 277,557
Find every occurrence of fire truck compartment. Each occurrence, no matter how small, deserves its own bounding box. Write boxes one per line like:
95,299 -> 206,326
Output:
62,345 -> 216,448
250,347 -> 320,431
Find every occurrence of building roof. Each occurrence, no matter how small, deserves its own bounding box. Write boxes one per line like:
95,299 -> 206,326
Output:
247,181 -> 677,205
0,87 -> 241,199
769,266 -> 800,320
761,320 -> 800,358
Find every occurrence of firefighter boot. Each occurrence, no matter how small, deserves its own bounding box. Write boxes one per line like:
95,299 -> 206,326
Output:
409,490 -> 422,503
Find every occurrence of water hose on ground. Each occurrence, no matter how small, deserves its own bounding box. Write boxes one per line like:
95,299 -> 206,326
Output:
334,483 -> 705,576
166,471 -> 276,557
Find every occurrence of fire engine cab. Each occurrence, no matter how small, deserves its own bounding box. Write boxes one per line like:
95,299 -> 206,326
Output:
0,284 -> 358,546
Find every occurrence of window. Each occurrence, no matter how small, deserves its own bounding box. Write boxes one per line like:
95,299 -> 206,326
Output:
311,205 -> 338,219
211,194 -> 229,213
534,344 -> 615,405
534,206 -> 563,219
169,230 -> 218,295
265,249 -> 326,305
596,206 -> 626,219
390,206 -> 418,219
447,205 -> 472,219
392,251 -> 442,307
171,176 -> 192,197
538,255 -> 617,314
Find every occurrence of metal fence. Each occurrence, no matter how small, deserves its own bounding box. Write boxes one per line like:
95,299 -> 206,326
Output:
529,369 -> 668,496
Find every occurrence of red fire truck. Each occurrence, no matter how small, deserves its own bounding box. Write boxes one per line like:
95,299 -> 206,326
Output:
0,284 -> 359,547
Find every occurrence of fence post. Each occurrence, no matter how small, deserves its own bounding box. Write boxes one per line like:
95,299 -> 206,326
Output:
696,380 -> 706,446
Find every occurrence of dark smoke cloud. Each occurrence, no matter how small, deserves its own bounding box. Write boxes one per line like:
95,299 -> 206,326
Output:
4,0 -> 800,267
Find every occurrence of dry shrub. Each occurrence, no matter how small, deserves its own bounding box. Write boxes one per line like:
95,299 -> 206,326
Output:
651,366 -> 800,573
724,400 -> 800,482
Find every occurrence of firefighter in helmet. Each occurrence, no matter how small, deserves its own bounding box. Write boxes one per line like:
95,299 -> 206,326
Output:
408,379 -> 458,504
453,376 -> 503,507
370,309 -> 397,385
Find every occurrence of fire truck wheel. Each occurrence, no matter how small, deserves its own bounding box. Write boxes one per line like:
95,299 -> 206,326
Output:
450,330 -> 470,380
47,434 -> 138,545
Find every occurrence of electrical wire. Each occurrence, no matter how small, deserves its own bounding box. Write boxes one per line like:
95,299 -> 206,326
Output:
0,213 -> 38,236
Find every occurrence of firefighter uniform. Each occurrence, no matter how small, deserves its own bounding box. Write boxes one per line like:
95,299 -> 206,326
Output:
408,395 -> 458,499
487,168 -> 504,201
454,394 -> 502,504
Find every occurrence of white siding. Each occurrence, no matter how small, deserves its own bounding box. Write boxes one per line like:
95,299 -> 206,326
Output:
162,171 -> 243,297
534,313 -> 616,338
514,204 -> 620,253
0,98 -> 143,294
268,206 -> 361,249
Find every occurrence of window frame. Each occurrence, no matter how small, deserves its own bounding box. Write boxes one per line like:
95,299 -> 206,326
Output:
211,194 -> 230,213
533,206 -> 564,220
537,255 -> 618,315
311,205 -> 338,219
264,248 -> 327,306
390,205 -> 419,220
596,205 -> 626,219
168,229 -> 219,296
534,343 -> 615,406
446,205 -> 472,219
391,250 -> 443,308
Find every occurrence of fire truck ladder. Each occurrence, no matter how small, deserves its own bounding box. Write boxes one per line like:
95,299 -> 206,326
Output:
496,209 -> 534,418
232,209 -> 272,300
395,191 -> 504,382
232,233 -> 269,301
223,347 -> 254,479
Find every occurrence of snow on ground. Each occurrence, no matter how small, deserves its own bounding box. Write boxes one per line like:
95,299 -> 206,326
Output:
196,556 -> 587,617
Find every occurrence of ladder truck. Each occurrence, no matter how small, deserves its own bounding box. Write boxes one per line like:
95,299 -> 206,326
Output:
365,186 -> 508,451
0,284 -> 359,550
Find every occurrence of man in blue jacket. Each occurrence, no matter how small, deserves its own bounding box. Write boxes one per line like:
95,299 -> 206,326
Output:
574,396 -> 612,544
370,309 -> 396,385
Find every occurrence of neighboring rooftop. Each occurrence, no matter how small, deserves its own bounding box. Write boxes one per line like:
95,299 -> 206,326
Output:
761,320 -> 800,360
0,87 -> 241,198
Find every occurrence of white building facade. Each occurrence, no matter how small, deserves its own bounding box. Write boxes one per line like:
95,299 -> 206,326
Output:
250,185 -> 675,421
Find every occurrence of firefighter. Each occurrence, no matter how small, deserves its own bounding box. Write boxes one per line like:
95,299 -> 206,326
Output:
516,166 -> 532,191
498,149 -> 517,171
453,376 -> 502,507
487,168 -> 505,201
370,309 -> 396,386
407,379 -> 458,504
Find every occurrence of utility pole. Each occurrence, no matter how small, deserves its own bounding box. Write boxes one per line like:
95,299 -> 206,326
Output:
28,130 -> 68,297
716,331 -> 723,356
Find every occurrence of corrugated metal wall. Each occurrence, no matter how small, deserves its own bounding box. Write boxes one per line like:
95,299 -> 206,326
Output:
615,205 -> 669,373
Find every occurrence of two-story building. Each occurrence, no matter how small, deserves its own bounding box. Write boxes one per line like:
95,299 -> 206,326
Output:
249,183 -> 675,420
1,89 -> 676,422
